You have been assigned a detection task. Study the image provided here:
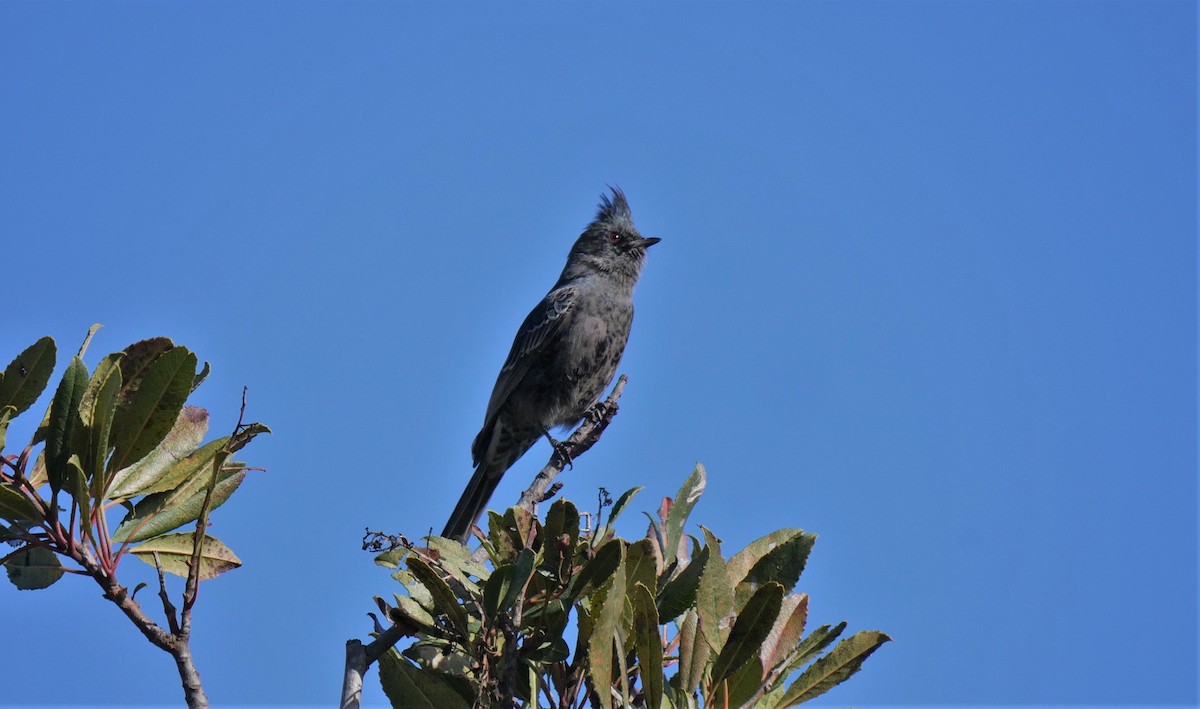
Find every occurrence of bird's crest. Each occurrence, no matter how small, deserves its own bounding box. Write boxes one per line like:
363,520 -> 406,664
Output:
595,186 -> 633,227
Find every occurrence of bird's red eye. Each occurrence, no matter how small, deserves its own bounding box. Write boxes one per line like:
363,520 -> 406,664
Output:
608,232 -> 622,243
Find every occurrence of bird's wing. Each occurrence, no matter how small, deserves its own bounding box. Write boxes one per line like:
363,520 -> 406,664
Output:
479,285 -> 577,436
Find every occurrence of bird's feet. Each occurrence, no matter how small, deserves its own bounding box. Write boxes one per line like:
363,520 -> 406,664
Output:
543,429 -> 574,469
584,400 -> 615,424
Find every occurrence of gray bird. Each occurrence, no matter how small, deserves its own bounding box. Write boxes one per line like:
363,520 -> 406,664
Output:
442,187 -> 660,543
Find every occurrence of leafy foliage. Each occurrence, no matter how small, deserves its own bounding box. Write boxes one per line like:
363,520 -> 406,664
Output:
0,330 -> 269,590
373,464 -> 890,708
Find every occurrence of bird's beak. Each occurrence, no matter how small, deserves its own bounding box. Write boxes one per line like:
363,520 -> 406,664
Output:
633,236 -> 661,249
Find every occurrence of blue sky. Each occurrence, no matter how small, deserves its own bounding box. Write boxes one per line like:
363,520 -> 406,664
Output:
1,1 -> 1195,707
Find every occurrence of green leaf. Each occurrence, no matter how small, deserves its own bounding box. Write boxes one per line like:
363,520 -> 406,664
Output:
675,609 -> 707,695
542,498 -> 580,579
374,547 -> 409,568
74,324 -> 103,358
378,650 -> 472,709
657,540 -> 707,622
719,652 -> 767,709
694,527 -> 733,654
111,466 -> 245,543
0,337 -> 57,420
407,556 -> 470,639
0,406 -> 12,450
78,353 -> 122,484
486,510 -> 517,562
711,582 -> 785,688
129,532 -> 241,579
608,485 -> 643,526
565,537 -> 624,604
0,484 -> 40,523
108,346 -> 197,474
776,630 -> 891,706
760,593 -> 809,677
385,594 -> 441,636
631,582 -> 663,709
66,456 -> 92,542
45,356 -> 89,494
784,622 -> 847,675
106,406 -> 210,499
482,563 -> 512,620
586,549 -> 626,701
728,529 -> 817,609
4,545 -> 63,590
191,361 -> 211,393
625,538 -> 658,599
116,338 -> 175,396
425,537 -> 487,591
501,547 -> 536,613
665,464 -> 706,562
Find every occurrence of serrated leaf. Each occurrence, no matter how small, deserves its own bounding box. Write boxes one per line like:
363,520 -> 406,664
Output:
711,582 -> 785,688
486,510 -> 517,561
586,550 -> 626,700
374,547 -> 409,568
676,610 -> 706,694
665,464 -> 706,563
129,532 -> 241,579
111,466 -> 244,543
0,337 -> 56,420
407,556 -> 469,639
631,582 -> 663,709
0,484 -> 40,523
393,568 -> 435,611
695,527 -> 732,654
388,593 -> 441,635
719,652 -> 766,709
729,529 -> 817,609
565,537 -> 624,604
45,356 -> 88,494
776,630 -> 891,706
108,346 -> 197,474
784,622 -> 847,676
378,650 -> 472,709
117,338 -> 175,398
761,593 -> 809,678
502,547 -> 536,612
482,563 -> 512,620
625,538 -> 658,600
608,485 -> 643,526
106,407 -> 210,499
542,498 -> 579,579
425,536 -> 488,591
4,545 -> 63,590
79,354 -> 122,485
657,540 -> 707,622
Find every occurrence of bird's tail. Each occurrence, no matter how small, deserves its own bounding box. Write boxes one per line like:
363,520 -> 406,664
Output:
442,459 -> 508,543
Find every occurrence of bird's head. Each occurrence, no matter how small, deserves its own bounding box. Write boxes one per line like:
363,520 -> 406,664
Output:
563,187 -> 660,283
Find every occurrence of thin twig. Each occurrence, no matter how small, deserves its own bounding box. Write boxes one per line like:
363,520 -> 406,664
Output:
154,551 -> 181,635
182,387 -> 247,622
516,374 -> 627,516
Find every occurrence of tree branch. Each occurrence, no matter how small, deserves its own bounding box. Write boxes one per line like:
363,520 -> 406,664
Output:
516,374 -> 627,515
338,376 -> 629,708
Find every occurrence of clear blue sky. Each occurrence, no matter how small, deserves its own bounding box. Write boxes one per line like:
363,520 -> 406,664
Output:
1,2 -> 1195,707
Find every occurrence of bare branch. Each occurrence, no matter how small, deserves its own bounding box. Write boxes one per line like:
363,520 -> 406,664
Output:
516,374 -> 628,515
182,387 -> 248,626
154,551 -> 181,636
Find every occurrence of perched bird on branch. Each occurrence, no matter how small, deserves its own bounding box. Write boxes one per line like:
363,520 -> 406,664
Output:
442,187 -> 660,542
